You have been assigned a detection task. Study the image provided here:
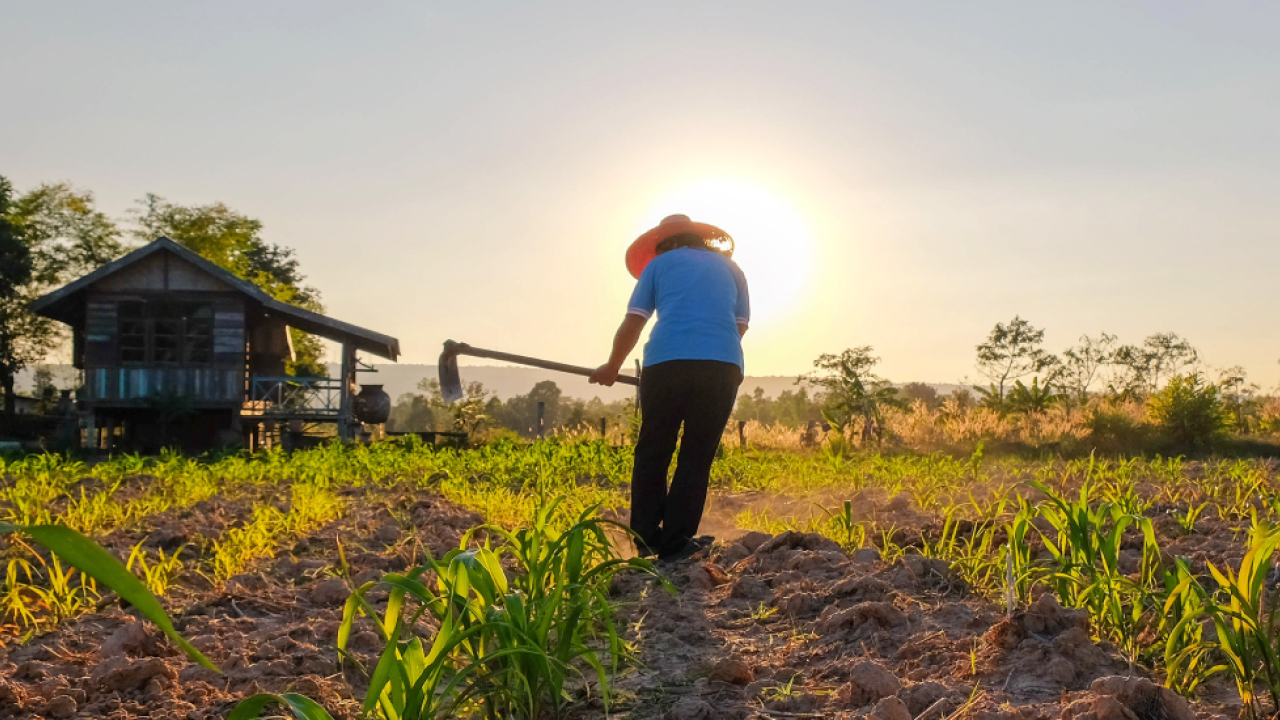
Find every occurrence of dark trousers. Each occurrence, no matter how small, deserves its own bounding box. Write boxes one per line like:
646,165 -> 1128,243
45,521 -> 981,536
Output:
631,359 -> 742,557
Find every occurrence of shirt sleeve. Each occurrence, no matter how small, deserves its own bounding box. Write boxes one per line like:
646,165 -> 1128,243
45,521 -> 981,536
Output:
627,263 -> 657,319
733,264 -> 750,326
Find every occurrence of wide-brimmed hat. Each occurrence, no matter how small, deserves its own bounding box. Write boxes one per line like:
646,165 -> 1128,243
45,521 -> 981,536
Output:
626,214 -> 734,279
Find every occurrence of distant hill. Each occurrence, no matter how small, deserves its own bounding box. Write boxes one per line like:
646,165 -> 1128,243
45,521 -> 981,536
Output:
328,364 -> 810,402
17,363 -> 967,402
339,365 -> 969,402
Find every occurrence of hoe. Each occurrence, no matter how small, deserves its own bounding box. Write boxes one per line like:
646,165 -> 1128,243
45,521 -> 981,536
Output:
438,340 -> 639,403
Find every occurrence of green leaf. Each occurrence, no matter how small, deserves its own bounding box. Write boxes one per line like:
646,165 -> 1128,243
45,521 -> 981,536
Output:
227,693 -> 336,720
0,522 -> 218,672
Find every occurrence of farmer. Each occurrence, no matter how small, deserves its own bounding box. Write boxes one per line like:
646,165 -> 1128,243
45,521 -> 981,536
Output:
589,214 -> 749,562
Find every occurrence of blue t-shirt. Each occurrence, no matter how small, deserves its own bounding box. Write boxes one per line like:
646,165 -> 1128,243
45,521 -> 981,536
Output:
627,248 -> 750,372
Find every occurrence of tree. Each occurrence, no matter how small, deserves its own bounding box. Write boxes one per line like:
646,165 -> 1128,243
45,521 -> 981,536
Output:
1005,377 -> 1062,414
773,388 -> 823,427
975,316 -> 1057,400
899,382 -> 940,409
732,386 -> 823,428
1112,333 -> 1199,396
1213,366 -> 1257,432
1146,373 -> 1226,451
496,380 -> 564,437
387,392 -> 438,433
1,181 -> 127,414
803,347 -> 901,443
734,387 -> 778,425
130,195 -> 326,376
945,387 -> 976,411
418,377 -> 490,435
31,365 -> 57,413
1057,333 -> 1117,404
10,183 -> 129,288
0,177 -> 34,414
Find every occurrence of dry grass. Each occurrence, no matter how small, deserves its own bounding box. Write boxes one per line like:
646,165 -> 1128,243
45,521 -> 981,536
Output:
727,398 -> 1148,453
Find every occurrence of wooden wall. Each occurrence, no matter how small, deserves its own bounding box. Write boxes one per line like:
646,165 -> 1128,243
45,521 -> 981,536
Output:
81,290 -> 248,405
93,251 -> 233,293
83,367 -> 243,403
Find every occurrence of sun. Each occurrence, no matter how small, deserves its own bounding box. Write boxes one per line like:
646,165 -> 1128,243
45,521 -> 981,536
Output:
642,179 -> 814,326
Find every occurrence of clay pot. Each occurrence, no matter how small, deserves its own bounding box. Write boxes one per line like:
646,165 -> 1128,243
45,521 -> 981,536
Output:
354,384 -> 391,425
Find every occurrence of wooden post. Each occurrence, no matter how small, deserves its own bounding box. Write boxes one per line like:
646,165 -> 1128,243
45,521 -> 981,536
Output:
738,420 -> 747,448
599,417 -> 607,440
338,342 -> 356,441
536,401 -> 545,439
85,414 -> 97,450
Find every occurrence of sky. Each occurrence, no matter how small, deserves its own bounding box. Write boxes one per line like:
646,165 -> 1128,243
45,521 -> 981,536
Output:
4,1 -> 1280,388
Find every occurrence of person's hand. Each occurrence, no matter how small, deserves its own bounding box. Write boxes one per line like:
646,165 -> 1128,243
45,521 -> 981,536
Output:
589,364 -> 620,386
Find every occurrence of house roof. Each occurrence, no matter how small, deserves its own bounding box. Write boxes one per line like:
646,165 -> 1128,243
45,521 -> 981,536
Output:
29,237 -> 400,360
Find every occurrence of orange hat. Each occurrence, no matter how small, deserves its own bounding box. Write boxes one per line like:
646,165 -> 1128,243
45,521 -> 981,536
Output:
626,214 -> 734,279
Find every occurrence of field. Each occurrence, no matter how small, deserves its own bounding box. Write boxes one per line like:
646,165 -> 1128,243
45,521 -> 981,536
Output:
2,438 -> 1279,720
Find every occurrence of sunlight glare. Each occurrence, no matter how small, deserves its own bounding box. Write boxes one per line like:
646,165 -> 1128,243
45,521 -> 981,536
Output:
643,179 -> 814,326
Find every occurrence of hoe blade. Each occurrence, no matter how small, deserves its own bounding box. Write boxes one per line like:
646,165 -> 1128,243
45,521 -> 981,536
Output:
438,340 -> 465,404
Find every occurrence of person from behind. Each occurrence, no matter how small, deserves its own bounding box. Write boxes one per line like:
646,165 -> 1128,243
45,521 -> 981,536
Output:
590,213 -> 749,562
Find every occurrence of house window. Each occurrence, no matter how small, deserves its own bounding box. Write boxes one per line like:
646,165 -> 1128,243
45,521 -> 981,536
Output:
117,302 -> 217,365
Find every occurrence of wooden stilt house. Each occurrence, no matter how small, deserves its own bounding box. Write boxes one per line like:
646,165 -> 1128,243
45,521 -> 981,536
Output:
29,237 -> 399,451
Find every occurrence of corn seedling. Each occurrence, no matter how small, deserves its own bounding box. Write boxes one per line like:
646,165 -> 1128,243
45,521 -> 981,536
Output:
318,495 -> 667,720
751,602 -> 779,622
875,527 -> 906,565
1030,479 -> 1160,666
1172,502 -> 1209,535
0,521 -> 217,671
1158,558 -> 1215,696
127,542 -> 186,597
819,501 -> 866,549
1169,524 -> 1280,718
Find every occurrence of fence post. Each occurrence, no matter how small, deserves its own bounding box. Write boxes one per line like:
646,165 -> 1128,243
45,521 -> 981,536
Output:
738,420 -> 747,448
537,401 -> 545,439
599,416 -> 607,440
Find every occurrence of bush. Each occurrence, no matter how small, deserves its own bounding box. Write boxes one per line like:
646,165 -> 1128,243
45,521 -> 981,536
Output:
1253,397 -> 1280,435
1146,373 -> 1227,451
1084,401 -> 1151,454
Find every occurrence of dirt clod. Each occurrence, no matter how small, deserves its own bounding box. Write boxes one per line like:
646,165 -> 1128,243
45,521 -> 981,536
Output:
92,656 -> 174,692
729,575 -> 770,601
309,577 -> 349,605
842,660 -> 902,707
852,546 -> 882,565
374,522 -> 401,544
1088,676 -> 1195,720
102,621 -> 154,658
708,657 -> 753,685
870,695 -> 912,720
665,696 -> 713,720
45,694 -> 76,719
736,531 -> 771,552
720,543 -> 750,565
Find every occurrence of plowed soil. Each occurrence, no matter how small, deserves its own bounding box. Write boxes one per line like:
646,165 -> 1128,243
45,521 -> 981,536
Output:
0,490 -> 482,720
0,490 -> 1252,720
600,529 -> 1237,720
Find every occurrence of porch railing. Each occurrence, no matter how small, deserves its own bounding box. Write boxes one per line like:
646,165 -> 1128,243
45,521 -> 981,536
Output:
244,376 -> 343,419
